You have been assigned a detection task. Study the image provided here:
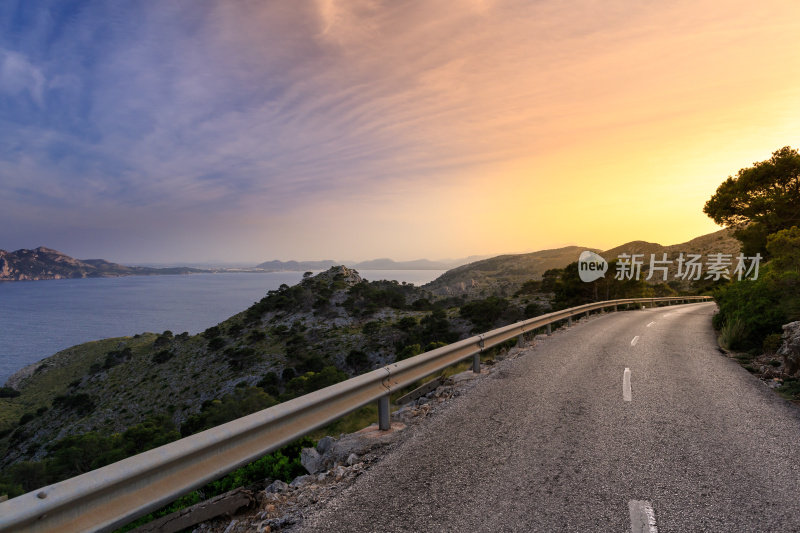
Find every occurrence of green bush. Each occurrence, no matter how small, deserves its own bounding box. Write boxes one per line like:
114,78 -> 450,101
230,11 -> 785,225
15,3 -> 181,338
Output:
396,343 -> 422,361
763,333 -> 783,354
460,297 -> 509,332
0,387 -> 20,398
151,350 -> 175,364
207,336 -> 225,351
718,317 -> 748,351
52,393 -> 95,416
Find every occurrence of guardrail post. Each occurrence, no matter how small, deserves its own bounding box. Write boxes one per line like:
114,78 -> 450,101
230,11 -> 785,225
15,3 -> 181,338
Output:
613,304 -> 618,312
378,395 -> 390,431
567,316 -> 572,327
474,336 -> 484,373
585,310 -> 589,319
546,323 -> 552,336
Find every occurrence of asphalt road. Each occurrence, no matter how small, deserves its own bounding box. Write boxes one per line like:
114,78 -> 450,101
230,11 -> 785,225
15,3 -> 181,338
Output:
297,303 -> 800,532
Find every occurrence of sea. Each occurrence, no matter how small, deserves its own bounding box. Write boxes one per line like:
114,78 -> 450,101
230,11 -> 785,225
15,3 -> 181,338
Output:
0,270 -> 445,386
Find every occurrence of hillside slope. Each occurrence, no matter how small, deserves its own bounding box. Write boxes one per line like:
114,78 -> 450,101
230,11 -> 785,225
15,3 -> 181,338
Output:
424,228 -> 739,297
0,267 -> 476,468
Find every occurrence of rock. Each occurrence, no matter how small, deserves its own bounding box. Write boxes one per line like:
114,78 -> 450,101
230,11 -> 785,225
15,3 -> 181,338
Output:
316,436 -> 335,454
346,453 -> 359,466
333,465 -> 347,480
777,321 -> 800,376
301,447 -> 323,474
289,474 -> 313,488
265,479 -> 289,493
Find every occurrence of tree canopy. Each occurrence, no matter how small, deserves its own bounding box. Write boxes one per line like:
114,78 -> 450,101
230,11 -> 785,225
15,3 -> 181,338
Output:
704,146 -> 800,255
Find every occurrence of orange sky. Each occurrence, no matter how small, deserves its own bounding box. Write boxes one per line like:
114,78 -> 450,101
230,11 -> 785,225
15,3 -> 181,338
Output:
3,0 -> 799,262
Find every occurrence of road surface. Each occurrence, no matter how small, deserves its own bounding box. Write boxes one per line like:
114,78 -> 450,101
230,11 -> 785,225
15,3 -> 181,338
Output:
296,303 -> 800,532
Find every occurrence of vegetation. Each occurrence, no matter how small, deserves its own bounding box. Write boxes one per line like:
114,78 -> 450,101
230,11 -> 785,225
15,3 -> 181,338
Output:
707,148 -> 800,352
704,146 -> 800,256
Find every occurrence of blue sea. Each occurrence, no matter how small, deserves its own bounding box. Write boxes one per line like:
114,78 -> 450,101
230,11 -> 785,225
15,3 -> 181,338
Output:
0,270 -> 444,385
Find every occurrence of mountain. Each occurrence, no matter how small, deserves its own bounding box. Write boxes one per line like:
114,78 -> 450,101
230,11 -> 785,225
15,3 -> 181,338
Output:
0,247 -> 207,281
254,260 -> 338,271
423,245 -> 597,297
351,258 -> 450,270
423,228 -> 740,297
255,256 -> 491,272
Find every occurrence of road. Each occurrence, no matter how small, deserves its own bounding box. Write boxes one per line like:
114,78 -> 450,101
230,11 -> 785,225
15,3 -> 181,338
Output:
296,303 -> 800,532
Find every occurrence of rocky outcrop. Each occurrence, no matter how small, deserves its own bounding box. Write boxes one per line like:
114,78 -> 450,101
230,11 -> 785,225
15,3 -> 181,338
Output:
778,321 -> 800,376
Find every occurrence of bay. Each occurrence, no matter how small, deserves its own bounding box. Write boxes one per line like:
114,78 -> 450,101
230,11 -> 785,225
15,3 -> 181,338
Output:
0,269 -> 444,385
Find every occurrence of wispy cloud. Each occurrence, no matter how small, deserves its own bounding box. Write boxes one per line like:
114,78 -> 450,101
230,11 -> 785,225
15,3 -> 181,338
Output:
1,0 -> 799,261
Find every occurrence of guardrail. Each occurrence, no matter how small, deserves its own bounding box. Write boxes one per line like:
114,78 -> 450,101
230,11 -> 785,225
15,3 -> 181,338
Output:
0,296 -> 712,532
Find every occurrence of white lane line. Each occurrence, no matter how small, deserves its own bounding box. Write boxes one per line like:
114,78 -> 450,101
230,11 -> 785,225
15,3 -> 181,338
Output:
662,313 -> 672,318
646,321 -> 655,328
631,335 -> 640,346
628,500 -> 658,532
623,368 -> 632,402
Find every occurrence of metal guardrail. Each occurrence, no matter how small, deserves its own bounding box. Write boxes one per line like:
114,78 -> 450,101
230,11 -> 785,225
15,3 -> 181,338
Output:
0,296 -> 712,532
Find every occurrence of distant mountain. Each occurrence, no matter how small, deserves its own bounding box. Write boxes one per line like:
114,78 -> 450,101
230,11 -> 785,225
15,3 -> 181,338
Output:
423,228 -> 740,297
255,260 -> 338,271
0,247 -> 207,281
351,258 -> 449,270
255,256 -> 490,271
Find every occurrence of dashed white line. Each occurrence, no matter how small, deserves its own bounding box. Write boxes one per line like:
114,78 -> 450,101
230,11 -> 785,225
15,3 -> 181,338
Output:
646,321 -> 655,328
631,336 -> 640,346
628,500 -> 658,532
623,368 -> 632,402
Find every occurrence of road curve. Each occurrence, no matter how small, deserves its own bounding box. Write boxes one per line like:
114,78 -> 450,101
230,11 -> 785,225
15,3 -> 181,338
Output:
296,303 -> 800,532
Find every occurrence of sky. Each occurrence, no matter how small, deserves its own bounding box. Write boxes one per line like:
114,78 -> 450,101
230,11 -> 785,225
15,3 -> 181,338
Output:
1,0 -> 799,264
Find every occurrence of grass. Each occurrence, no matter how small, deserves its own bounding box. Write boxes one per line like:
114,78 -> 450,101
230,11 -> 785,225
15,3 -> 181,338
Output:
718,317 -> 747,351
776,379 -> 800,401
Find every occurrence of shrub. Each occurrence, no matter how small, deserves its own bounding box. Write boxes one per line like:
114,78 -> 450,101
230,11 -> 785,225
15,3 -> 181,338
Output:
346,350 -> 369,371
396,344 -> 421,361
203,326 -> 221,339
0,387 -> 20,398
52,393 -> 95,416
719,317 -> 748,351
248,330 -> 267,343
460,297 -> 509,332
362,321 -> 382,336
152,350 -> 175,364
207,336 -> 225,351
524,302 -> 542,318
103,347 -> 132,369
763,333 -> 783,354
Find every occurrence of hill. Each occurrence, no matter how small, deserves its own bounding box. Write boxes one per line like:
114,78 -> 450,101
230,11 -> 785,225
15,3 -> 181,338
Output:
423,228 -> 740,297
0,247 -> 207,281
0,267 -> 480,470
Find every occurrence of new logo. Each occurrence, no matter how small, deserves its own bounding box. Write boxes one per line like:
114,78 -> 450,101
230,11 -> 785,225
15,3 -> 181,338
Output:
578,250 -> 608,282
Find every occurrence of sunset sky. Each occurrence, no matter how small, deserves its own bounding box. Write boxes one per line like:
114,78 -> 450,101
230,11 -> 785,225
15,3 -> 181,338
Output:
1,1 -> 799,264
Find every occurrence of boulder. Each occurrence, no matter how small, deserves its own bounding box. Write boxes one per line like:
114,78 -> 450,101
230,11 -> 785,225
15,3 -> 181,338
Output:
777,321 -> 800,376
316,436 -> 335,455
265,479 -> 289,493
300,447 -> 323,474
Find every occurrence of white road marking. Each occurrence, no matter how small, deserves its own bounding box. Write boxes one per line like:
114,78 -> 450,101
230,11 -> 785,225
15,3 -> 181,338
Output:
623,368 -> 632,402
631,336 -> 640,346
646,321 -> 655,328
661,313 -> 672,318
628,500 -> 658,532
